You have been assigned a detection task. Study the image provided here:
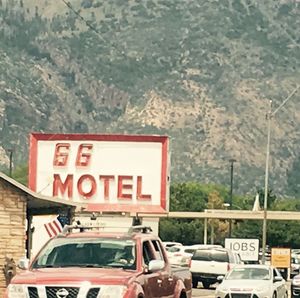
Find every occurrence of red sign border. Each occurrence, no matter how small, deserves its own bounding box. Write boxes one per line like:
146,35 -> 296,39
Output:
29,133 -> 169,213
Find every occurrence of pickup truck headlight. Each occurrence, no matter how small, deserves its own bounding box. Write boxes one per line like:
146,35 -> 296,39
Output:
7,284 -> 27,298
98,285 -> 127,298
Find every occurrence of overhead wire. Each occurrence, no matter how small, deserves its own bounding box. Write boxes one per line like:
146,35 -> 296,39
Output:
60,0 -> 106,43
60,0 -> 127,58
58,0 -> 181,80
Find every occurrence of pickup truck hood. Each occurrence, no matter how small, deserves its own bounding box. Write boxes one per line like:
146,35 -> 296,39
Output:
12,268 -> 137,285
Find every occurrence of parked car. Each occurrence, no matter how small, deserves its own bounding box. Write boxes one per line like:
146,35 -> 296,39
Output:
258,249 -> 271,265
292,249 -> 300,255
166,244 -> 223,267
189,247 -> 243,289
215,264 -> 288,298
291,255 -> 300,278
5,225 -> 192,298
292,274 -> 300,298
184,244 -> 222,255
166,245 -> 193,266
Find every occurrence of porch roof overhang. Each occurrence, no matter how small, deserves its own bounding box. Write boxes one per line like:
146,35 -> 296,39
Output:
0,172 -> 85,216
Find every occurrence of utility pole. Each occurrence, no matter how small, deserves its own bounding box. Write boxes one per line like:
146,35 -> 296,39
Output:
210,223 -> 214,245
261,85 -> 299,264
228,158 -> 236,238
8,149 -> 13,177
204,216 -> 208,244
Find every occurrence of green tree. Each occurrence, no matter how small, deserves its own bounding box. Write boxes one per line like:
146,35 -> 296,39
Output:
159,183 -> 229,244
11,164 -> 28,186
169,182 -> 208,212
257,188 -> 277,209
207,191 -> 229,244
159,218 -> 204,245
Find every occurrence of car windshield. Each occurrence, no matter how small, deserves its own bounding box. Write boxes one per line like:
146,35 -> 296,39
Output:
227,268 -> 270,280
31,237 -> 136,270
192,249 -> 229,262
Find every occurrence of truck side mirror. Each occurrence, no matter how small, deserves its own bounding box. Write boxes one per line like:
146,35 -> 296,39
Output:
18,257 -> 29,270
148,260 -> 165,272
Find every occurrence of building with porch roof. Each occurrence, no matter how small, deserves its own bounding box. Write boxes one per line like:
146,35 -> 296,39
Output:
0,172 -> 80,296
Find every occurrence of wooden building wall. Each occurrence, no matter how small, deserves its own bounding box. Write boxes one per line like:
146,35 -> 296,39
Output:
0,180 -> 26,297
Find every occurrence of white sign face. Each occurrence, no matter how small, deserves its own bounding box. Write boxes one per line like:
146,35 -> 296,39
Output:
29,133 -> 170,213
225,238 -> 259,261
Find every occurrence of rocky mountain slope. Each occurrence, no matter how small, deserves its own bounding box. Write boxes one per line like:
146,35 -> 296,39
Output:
0,0 -> 299,196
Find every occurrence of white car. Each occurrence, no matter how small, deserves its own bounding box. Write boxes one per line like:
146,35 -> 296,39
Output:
166,246 -> 193,266
291,254 -> 300,278
215,264 -> 288,298
166,244 -> 223,267
291,273 -> 300,298
190,247 -> 243,289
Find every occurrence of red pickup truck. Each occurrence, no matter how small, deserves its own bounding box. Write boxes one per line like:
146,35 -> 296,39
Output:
5,225 -> 192,298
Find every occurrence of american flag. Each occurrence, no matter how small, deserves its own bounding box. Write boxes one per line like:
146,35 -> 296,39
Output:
44,216 -> 63,238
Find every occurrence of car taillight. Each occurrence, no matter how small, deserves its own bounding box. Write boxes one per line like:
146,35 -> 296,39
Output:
174,253 -> 182,257
227,263 -> 231,271
188,259 -> 192,268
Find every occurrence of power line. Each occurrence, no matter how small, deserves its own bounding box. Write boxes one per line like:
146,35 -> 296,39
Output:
272,85 -> 300,117
60,0 -> 106,44
59,0 -> 150,81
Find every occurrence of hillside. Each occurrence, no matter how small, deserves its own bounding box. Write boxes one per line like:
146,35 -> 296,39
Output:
0,0 -> 299,196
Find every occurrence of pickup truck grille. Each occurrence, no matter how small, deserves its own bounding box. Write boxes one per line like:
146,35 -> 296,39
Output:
46,287 -> 80,298
28,286 -> 100,298
225,294 -> 259,298
28,287 -> 39,298
86,288 -> 101,298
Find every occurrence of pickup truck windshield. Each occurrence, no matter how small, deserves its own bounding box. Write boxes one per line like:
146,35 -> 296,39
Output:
32,237 -> 136,270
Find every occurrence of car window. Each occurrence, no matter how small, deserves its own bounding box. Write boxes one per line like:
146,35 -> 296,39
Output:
142,241 -> 155,266
192,250 -> 211,261
211,251 -> 229,263
192,249 -> 229,262
151,240 -> 165,261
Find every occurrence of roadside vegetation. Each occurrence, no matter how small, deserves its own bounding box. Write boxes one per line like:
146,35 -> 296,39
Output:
160,182 -> 300,248
5,164 -> 300,248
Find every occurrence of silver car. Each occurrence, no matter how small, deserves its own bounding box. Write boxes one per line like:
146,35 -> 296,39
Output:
215,265 -> 287,298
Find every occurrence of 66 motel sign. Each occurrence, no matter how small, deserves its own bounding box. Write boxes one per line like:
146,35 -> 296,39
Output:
28,133 -> 170,213
225,238 -> 259,262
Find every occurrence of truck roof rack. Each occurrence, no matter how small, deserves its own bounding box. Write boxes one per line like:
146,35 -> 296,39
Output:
57,222 -> 153,237
58,223 -> 92,236
128,225 -> 153,234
